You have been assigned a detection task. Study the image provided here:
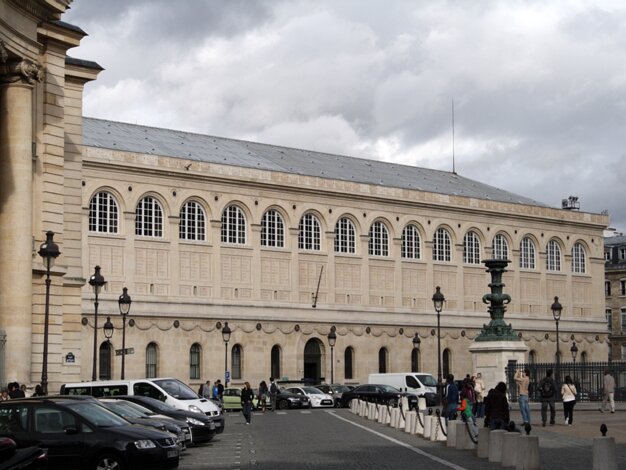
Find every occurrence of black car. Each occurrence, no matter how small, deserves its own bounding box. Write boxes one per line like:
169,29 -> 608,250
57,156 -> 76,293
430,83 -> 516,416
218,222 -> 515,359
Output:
273,389 -> 310,410
0,397 -> 179,470
105,395 -> 216,444
316,384 -> 353,407
340,384 -> 418,409
0,437 -> 47,470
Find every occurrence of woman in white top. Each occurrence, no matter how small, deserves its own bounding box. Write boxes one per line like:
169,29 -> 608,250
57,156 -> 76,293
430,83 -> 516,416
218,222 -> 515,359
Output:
561,375 -> 577,426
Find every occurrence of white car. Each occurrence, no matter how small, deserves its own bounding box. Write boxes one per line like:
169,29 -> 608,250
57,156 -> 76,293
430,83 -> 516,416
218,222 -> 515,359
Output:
286,386 -> 334,408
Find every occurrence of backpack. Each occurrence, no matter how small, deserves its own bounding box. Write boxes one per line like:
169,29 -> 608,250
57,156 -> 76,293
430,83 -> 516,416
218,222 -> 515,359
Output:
270,382 -> 279,394
540,379 -> 554,398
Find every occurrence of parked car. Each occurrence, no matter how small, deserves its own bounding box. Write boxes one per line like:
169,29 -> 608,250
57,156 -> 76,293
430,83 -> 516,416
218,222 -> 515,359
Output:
285,387 -> 334,408
0,437 -> 47,470
340,384 -> 418,409
105,395 -> 217,443
98,398 -> 191,450
0,396 -> 179,470
273,389 -> 310,410
316,384 -> 353,408
222,387 -> 259,411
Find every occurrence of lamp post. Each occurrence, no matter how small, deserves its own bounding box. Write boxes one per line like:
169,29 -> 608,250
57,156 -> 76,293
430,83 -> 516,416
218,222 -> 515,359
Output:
432,286 -> 445,405
37,231 -> 60,395
89,266 -> 107,381
327,327 -> 336,384
222,322 -> 231,386
551,296 -> 562,383
118,287 -> 131,379
103,317 -> 114,342
412,332 -> 421,372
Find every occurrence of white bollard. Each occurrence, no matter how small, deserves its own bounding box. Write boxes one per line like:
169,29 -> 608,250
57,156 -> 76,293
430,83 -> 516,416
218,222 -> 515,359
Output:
515,435 -> 540,470
377,404 -> 386,424
501,432 -> 520,467
476,427 -> 489,458
423,415 -> 433,439
396,407 -> 406,430
455,421 -> 477,450
417,397 -> 427,410
405,410 -> 416,433
593,436 -> 618,470
382,405 -> 391,425
414,410 -> 425,435
446,420 -> 458,447
488,430 -> 506,463
390,407 -> 398,427
359,401 -> 367,417
430,414 -> 447,442
350,399 -> 357,414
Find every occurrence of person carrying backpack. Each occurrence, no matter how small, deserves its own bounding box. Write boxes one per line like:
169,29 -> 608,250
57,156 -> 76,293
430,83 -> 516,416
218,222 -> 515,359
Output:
269,377 -> 279,411
539,369 -> 556,426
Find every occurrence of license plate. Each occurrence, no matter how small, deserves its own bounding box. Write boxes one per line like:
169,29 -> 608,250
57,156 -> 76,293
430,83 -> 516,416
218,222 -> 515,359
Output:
167,449 -> 178,458
214,422 -> 221,427
209,423 -> 216,430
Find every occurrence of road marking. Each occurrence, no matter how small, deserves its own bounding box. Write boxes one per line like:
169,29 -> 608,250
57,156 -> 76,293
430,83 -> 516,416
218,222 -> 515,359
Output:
329,412 -> 468,470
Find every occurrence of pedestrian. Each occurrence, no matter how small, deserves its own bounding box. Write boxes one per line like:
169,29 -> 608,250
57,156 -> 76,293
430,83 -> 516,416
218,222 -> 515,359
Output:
515,368 -> 531,426
212,380 -> 220,401
485,382 -> 509,430
8,382 -> 25,399
269,377 -> 280,411
457,389 -> 477,435
462,378 -> 476,416
561,375 -> 577,426
258,380 -> 269,412
474,372 -> 486,418
217,379 -> 224,401
241,382 -> 254,424
538,369 -> 556,426
0,389 -> 9,401
600,370 -> 615,413
199,380 -> 211,399
32,385 -> 45,397
443,374 -> 459,422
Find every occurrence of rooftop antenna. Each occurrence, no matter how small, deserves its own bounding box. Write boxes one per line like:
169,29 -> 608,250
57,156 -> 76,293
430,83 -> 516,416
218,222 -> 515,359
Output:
452,98 -> 456,175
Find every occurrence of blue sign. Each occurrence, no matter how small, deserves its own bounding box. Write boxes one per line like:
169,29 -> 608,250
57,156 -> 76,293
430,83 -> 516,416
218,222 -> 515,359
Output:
225,371 -> 230,380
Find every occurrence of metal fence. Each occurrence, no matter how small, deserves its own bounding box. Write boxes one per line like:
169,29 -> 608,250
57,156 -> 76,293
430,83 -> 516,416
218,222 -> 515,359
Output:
506,360 -> 626,403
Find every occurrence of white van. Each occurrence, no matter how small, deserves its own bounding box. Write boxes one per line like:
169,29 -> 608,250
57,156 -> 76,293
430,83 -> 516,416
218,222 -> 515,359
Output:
368,372 -> 438,406
60,377 -> 225,432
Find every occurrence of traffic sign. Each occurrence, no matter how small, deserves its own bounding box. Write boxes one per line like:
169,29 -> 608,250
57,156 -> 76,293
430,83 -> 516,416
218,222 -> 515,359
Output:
115,347 -> 134,356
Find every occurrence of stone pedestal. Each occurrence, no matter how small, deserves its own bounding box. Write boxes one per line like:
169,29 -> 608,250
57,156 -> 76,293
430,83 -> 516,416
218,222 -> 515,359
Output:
469,341 -> 528,389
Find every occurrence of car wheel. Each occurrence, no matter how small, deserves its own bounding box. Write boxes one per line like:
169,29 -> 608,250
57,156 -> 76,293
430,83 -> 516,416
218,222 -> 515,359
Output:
93,453 -> 125,470
277,400 -> 289,410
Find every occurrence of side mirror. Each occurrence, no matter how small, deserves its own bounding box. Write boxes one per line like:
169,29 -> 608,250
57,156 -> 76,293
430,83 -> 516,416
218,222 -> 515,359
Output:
64,426 -> 79,435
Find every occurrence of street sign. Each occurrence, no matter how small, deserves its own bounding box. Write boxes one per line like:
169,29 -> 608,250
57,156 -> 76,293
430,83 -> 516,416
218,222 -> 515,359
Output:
115,347 -> 134,356
225,371 -> 230,380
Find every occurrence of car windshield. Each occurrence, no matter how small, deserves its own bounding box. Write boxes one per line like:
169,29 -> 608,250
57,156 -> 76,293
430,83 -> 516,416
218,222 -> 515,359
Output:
101,401 -> 153,419
379,385 -> 401,393
302,387 -> 324,394
332,385 -> 351,393
135,397 -> 176,413
153,379 -> 198,400
417,375 -> 438,387
67,402 -> 129,427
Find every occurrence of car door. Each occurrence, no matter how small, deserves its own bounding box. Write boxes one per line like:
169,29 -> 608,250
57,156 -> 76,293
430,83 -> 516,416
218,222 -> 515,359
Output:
32,405 -> 84,470
0,404 -> 31,446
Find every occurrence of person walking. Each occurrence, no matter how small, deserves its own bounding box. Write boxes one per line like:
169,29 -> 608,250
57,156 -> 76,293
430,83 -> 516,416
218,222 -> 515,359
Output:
269,377 -> 279,411
258,380 -> 269,412
561,375 -> 577,426
485,382 -> 510,430
443,374 -> 459,422
539,369 -> 556,426
216,379 -> 224,401
600,370 -> 616,413
474,372 -> 486,418
199,380 -> 211,399
241,382 -> 254,425
515,368 -> 531,426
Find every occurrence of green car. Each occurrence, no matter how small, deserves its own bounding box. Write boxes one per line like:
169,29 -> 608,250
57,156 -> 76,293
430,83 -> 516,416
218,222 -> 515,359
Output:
222,387 -> 260,411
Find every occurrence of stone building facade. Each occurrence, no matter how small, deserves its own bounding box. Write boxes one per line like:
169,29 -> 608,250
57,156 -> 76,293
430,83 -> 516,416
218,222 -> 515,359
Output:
0,1 -> 610,393
604,234 -> 626,360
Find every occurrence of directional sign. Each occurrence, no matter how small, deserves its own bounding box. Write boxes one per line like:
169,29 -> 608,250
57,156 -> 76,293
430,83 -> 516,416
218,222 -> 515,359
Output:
115,347 -> 134,356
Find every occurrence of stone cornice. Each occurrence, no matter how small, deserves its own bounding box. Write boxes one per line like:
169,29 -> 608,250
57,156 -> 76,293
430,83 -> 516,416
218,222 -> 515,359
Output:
0,43 -> 44,84
9,0 -> 72,22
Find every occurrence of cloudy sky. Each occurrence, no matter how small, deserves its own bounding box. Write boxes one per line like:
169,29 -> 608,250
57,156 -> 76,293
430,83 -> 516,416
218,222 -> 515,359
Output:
65,0 -> 626,231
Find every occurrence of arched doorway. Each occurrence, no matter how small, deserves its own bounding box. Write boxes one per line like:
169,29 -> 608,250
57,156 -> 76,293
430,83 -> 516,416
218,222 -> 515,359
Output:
303,338 -> 324,383
99,341 -> 112,380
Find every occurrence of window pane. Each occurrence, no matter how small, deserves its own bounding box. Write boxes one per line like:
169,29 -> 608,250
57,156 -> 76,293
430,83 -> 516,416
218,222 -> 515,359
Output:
368,221 -> 389,256
261,210 -> 285,248
401,225 -> 420,259
180,201 -> 206,241
334,218 -> 355,254
299,213 -> 321,251
463,231 -> 480,264
89,192 -> 119,234
221,206 -> 246,244
433,228 -> 451,262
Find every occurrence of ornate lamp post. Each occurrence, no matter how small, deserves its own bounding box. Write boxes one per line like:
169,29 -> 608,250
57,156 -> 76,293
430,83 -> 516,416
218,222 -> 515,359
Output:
222,322 -> 231,386
570,341 -> 578,365
37,231 -> 60,395
432,286 -> 445,405
412,332 -> 421,372
327,327 -> 336,384
103,317 -> 114,341
89,266 -> 106,381
551,296 -> 562,383
118,287 -> 131,379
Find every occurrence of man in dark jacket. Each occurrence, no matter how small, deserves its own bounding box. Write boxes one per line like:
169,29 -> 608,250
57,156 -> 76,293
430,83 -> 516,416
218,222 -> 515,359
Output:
443,374 -> 459,422
485,382 -> 509,430
539,369 -> 556,426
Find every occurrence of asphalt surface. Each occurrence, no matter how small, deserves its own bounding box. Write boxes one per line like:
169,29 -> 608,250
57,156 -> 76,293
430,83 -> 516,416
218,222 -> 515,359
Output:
179,407 -> 626,469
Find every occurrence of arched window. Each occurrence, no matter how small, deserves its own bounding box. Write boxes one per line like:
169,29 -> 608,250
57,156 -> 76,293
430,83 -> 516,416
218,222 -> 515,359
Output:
546,240 -> 561,271
271,345 -> 281,380
221,205 -> 246,244
298,213 -> 321,251
146,342 -> 158,378
261,210 -> 285,247
135,196 -> 163,237
492,234 -> 509,260
433,228 -> 451,262
89,191 -> 119,233
378,348 -> 388,373
231,344 -> 242,380
99,341 -> 112,380
368,221 -> 389,256
344,347 -> 354,380
401,224 -> 421,259
572,243 -> 586,273
580,351 -> 588,363
519,237 -> 536,269
528,350 -> 537,364
411,349 -> 419,373
189,343 -> 201,380
179,201 -> 206,241
463,231 -> 481,264
334,217 -> 356,254
442,348 -> 451,378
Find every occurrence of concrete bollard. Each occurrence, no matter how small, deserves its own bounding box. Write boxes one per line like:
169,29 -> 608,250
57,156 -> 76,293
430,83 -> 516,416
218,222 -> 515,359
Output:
417,397 -> 426,410
476,427 -> 489,458
390,407 -> 399,427
367,402 -> 377,420
350,399 -> 357,414
488,430 -> 506,463
593,436 -> 618,470
430,415 -> 447,442
515,435 -> 540,470
405,410 -> 416,433
360,401 -> 368,417
423,415 -> 433,439
456,421 -> 477,451
377,404 -> 386,424
414,410 -> 425,435
396,407 -> 406,430
501,432 -> 520,467
446,420 -> 458,448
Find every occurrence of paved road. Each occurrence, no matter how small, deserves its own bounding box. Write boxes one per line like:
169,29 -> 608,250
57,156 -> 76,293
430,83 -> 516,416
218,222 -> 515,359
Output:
179,408 -> 626,469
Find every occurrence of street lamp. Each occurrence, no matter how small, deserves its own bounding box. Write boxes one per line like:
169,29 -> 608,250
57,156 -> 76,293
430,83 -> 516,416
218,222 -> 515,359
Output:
222,322 -> 231,386
327,327 -> 337,384
432,286 -> 445,405
89,266 -> 107,381
551,296 -> 562,383
103,317 -> 114,341
38,231 -> 60,395
118,287 -> 131,379
570,341 -> 578,365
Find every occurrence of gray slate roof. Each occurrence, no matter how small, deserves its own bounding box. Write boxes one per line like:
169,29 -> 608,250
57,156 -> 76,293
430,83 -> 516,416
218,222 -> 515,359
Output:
83,117 -> 548,208
605,235 -> 626,246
